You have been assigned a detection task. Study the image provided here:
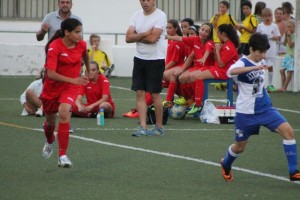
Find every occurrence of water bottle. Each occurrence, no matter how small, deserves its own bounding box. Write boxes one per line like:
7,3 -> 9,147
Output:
96,108 -> 105,126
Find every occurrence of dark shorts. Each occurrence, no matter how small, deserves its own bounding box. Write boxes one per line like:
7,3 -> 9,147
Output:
234,108 -> 287,141
131,57 -> 165,93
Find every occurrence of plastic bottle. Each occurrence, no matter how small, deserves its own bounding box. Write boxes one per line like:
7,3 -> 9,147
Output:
96,108 -> 105,126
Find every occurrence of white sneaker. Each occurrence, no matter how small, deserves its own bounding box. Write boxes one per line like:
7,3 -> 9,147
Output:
42,142 -> 53,159
58,155 -> 72,168
21,108 -> 28,116
35,108 -> 43,117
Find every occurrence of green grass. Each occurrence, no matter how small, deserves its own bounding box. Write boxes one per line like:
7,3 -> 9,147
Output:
1,76 -> 300,200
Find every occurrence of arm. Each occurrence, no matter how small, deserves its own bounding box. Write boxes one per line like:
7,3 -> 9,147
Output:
197,50 -> 210,65
172,52 -> 194,77
215,44 -> 224,68
140,27 -> 163,44
86,95 -> 109,111
36,23 -> 49,41
164,61 -> 177,71
230,64 -> 269,75
75,94 -> 87,112
285,32 -> 295,48
165,35 -> 183,42
125,26 -> 152,43
83,50 -> 90,74
47,70 -> 89,85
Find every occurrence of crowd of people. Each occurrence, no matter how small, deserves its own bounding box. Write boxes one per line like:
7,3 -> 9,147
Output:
18,0 -> 300,182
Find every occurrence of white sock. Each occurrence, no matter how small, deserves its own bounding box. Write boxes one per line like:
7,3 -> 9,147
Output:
268,72 -> 273,86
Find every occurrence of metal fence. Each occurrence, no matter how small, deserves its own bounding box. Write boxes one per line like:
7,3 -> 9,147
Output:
0,0 -> 242,21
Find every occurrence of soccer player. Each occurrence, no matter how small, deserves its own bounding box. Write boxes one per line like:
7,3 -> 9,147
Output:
41,18 -> 90,168
220,33 -> 300,182
72,61 -> 115,118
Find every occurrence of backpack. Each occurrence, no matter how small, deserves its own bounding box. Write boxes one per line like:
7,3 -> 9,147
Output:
146,105 -> 169,125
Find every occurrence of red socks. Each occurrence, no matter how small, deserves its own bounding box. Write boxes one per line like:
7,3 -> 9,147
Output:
57,122 -> 70,156
44,121 -> 55,144
166,82 -> 178,101
195,80 -> 204,106
145,92 -> 153,106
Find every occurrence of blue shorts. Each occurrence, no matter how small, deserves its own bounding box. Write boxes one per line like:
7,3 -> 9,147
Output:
234,108 -> 287,141
281,55 -> 294,71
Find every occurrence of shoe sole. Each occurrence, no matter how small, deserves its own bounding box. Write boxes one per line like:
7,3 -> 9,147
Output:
58,162 -> 72,168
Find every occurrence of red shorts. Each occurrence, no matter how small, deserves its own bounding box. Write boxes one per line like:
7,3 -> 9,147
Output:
200,66 -> 228,80
72,102 -> 115,118
41,91 -> 78,114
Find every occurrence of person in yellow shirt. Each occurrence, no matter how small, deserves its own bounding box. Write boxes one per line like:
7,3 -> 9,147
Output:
210,1 -> 237,44
236,1 -> 258,56
88,34 -> 113,77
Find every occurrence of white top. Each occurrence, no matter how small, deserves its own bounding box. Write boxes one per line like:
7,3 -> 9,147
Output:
20,79 -> 43,105
227,56 -> 272,114
256,23 -> 281,58
129,9 -> 167,60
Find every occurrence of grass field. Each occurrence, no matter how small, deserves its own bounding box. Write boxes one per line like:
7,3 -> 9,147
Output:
1,76 -> 300,200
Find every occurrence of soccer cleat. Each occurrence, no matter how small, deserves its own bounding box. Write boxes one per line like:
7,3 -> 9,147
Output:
42,142 -> 53,159
58,155 -> 72,168
220,158 -> 233,182
187,104 -> 202,115
290,170 -> 300,181
149,125 -> 164,136
215,83 -> 227,90
132,126 -> 150,137
123,108 -> 139,118
69,127 -> 74,133
35,108 -> 43,117
266,85 -> 276,92
21,108 -> 29,116
163,101 -> 173,108
173,96 -> 187,105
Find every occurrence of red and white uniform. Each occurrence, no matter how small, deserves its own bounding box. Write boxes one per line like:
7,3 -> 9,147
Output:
165,40 -> 185,68
41,38 -> 87,112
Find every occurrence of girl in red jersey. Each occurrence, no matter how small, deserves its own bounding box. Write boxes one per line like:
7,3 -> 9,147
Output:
189,24 -> 239,114
164,23 -> 215,109
72,61 -> 115,118
41,18 -> 90,168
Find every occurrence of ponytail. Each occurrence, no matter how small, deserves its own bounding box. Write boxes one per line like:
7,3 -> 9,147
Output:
218,24 -> 239,48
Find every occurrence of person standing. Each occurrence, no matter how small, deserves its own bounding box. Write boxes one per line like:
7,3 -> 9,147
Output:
220,33 -> 300,182
41,18 -> 90,168
126,0 -> 167,137
36,0 -> 81,41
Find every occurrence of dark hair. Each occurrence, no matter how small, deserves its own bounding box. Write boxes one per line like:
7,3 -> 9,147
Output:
181,18 -> 194,26
282,2 -> 294,15
254,2 -> 266,16
218,24 -> 239,48
248,33 -> 270,52
275,7 -> 285,14
241,1 -> 252,9
200,22 -> 213,40
220,1 -> 230,9
188,25 -> 199,35
45,18 -> 82,54
168,19 -> 183,36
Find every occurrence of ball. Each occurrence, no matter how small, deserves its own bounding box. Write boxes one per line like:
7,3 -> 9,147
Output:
169,104 -> 187,119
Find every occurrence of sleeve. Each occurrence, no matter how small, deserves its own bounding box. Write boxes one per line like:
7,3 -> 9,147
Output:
251,15 -> 258,28
45,42 -> 59,71
256,24 -> 262,33
101,77 -> 111,96
182,37 -> 194,48
205,41 -> 215,53
154,12 -> 167,30
220,43 -> 236,64
78,85 -> 85,96
129,12 -> 137,27
209,15 -> 215,24
226,60 -> 245,77
169,41 -> 184,63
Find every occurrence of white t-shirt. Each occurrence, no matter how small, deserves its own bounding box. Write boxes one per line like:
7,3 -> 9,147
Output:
20,79 -> 43,105
256,23 -> 280,58
129,9 -> 167,60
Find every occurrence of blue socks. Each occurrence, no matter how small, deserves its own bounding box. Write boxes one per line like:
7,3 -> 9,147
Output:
283,140 -> 298,175
223,144 -> 239,170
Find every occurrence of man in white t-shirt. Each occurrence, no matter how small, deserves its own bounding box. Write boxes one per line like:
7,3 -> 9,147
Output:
126,0 -> 167,137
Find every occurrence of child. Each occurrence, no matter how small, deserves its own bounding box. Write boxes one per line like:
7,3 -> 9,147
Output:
220,33 -> 300,182
257,8 -> 280,92
88,34 -> 112,77
279,20 -> 295,92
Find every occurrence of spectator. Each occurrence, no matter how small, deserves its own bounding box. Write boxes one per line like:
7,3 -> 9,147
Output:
88,34 -> 113,78
36,0 -> 81,41
20,69 -> 45,117
125,0 -> 167,137
237,1 -> 258,56
254,1 -> 266,24
257,8 -> 280,92
275,7 -> 287,55
180,18 -> 194,37
279,20 -> 295,92
73,61 -> 115,118
282,2 -> 294,21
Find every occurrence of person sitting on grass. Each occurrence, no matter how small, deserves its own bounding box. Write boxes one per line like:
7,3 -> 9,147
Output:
72,61 -> 115,118
220,33 -> 300,182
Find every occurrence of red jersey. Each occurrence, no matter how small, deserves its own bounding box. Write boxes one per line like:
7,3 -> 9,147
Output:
182,36 -> 215,68
42,38 -> 87,99
79,74 -> 114,107
215,40 -> 238,71
165,40 -> 185,67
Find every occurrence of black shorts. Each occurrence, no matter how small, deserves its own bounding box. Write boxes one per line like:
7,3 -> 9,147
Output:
131,57 -> 165,93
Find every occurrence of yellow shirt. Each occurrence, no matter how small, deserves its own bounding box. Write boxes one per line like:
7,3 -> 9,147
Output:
239,15 -> 258,43
88,49 -> 112,74
210,13 -> 237,43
